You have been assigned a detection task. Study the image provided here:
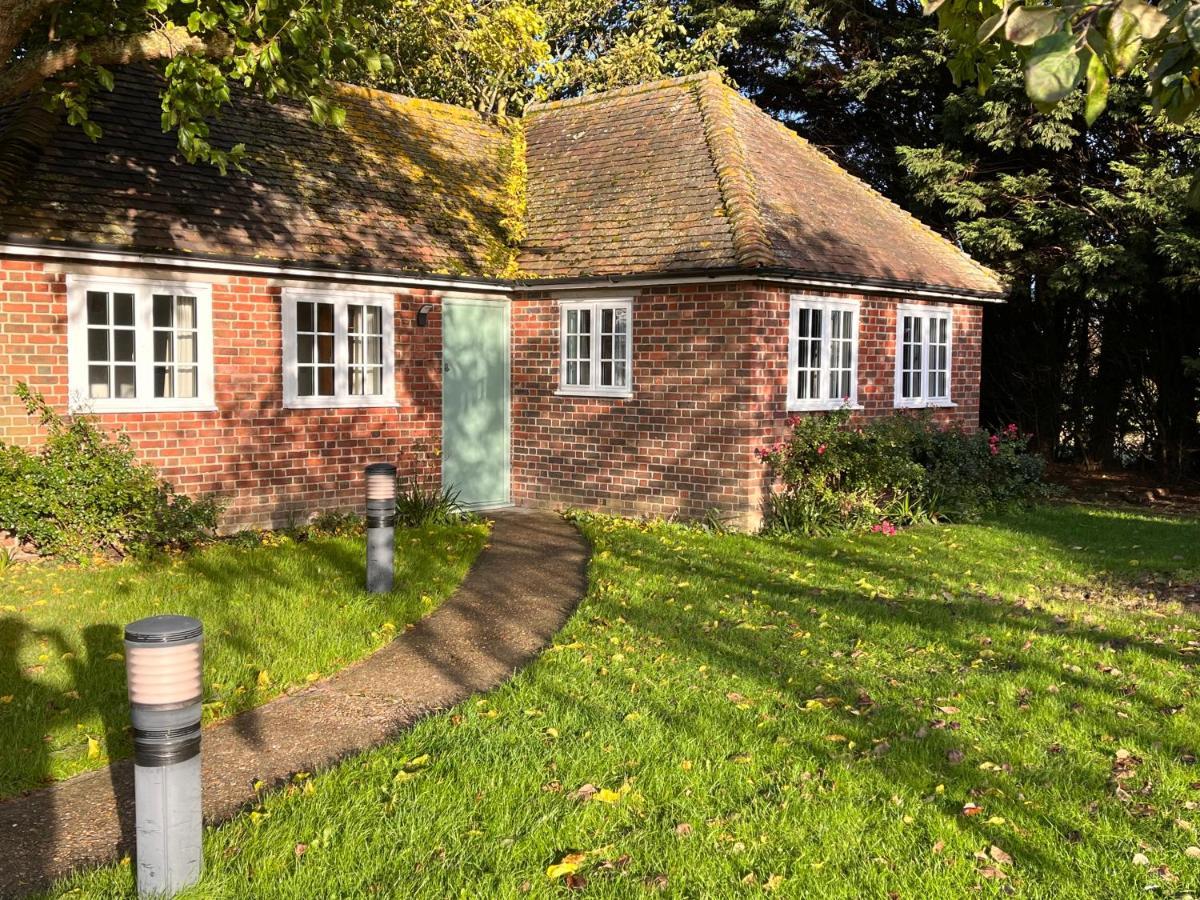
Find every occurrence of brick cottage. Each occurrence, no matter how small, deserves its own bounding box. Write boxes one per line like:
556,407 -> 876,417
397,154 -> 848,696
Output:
0,69 -> 1003,530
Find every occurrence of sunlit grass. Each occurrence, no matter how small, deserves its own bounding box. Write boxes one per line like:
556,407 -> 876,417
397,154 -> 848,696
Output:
0,522 -> 489,798
53,504 -> 1200,897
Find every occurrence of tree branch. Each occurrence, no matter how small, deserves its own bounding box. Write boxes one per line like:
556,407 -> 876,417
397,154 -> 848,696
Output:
0,0 -> 63,65
0,24 -> 237,106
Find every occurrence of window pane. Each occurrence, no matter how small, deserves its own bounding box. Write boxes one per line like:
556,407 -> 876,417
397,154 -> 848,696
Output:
114,366 -> 136,399
579,361 -> 591,385
566,360 -> 578,385
368,367 -> 383,395
153,295 -> 173,328
348,304 -> 363,334
87,329 -> 109,362
298,334 -> 314,365
317,366 -> 334,395
155,366 -> 172,398
578,309 -> 591,334
600,361 -> 612,386
113,294 -> 134,327
87,291 -> 108,325
297,302 -> 314,333
317,335 -> 334,364
368,337 -> 383,365
176,334 -> 195,365
579,334 -> 591,359
316,303 -> 334,333
176,367 -> 197,399
566,309 -> 578,335
350,367 -> 364,395
88,366 -> 110,399
366,306 -> 382,335
176,297 -> 196,330
154,331 -> 173,363
114,330 -> 135,362
613,307 -> 628,335
613,360 -> 627,388
797,309 -> 810,338
299,367 -> 314,396
566,335 -> 577,358
349,335 -> 363,366
601,334 -> 613,360
601,308 -> 613,333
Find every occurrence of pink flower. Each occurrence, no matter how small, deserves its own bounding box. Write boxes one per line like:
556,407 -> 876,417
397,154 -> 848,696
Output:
872,520 -> 897,536
817,444 -> 827,455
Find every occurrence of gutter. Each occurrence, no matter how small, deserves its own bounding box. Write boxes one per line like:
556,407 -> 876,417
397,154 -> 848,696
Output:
0,240 -> 1007,304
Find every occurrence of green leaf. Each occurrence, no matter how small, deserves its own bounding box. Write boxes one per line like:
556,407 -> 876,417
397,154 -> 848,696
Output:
1084,51 -> 1110,125
1006,6 -> 1060,46
363,50 -> 382,76
95,67 -> 115,92
977,10 -> 1008,43
1120,0 -> 1170,39
1106,7 -> 1143,75
1025,31 -> 1086,106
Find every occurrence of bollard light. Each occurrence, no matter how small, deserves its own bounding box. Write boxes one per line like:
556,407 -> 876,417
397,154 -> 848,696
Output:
365,462 -> 397,593
125,615 -> 204,898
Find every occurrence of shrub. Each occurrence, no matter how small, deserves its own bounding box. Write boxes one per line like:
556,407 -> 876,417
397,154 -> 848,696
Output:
395,481 -> 471,526
0,384 -> 221,560
759,411 -> 1046,535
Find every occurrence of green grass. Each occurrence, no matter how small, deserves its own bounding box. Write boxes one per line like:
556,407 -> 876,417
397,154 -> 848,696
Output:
0,522 -> 489,798
52,504 -> 1200,898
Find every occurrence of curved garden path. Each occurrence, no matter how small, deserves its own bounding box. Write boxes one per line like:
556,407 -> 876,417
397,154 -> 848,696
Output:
0,509 -> 587,897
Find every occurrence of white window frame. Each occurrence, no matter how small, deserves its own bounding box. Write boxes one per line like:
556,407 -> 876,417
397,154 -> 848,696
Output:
66,274 -> 215,413
557,297 -> 634,398
786,295 -> 860,412
894,303 -> 955,408
281,287 -> 397,409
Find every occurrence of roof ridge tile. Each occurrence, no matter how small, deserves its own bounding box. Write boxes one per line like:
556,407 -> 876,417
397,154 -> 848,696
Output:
524,70 -> 721,114
694,77 -> 775,269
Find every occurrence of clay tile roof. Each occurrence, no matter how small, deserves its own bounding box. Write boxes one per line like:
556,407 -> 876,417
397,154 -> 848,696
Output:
521,72 -> 1003,297
0,68 -> 1003,298
0,68 -> 518,278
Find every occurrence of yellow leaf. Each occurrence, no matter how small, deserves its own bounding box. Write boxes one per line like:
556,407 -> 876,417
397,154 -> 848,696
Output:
985,816 -> 1006,826
546,852 -> 587,879
544,727 -> 560,739
0,695 -> 12,704
593,788 -> 623,804
825,734 -> 847,742
87,737 -> 101,759
765,874 -> 785,891
404,754 -> 431,771
105,652 -> 124,662
257,670 -> 271,688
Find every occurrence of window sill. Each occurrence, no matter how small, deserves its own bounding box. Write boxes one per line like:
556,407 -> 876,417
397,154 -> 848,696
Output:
71,402 -> 218,415
894,400 -> 957,410
786,402 -> 864,413
284,399 -> 400,410
555,389 -> 634,400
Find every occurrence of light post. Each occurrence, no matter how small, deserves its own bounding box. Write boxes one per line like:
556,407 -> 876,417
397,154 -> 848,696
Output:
124,615 -> 204,897
366,462 -> 397,593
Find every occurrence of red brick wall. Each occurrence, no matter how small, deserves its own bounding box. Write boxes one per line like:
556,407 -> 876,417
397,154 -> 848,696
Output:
1,259 -> 988,533
511,284 -> 764,528
511,281 -> 985,528
0,258 -> 443,529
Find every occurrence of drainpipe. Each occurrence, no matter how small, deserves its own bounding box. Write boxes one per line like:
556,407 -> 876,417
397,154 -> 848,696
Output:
366,463 -> 397,593
124,615 -> 204,897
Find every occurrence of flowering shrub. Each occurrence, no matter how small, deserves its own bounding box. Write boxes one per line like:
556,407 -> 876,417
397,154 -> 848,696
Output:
758,411 -> 1046,535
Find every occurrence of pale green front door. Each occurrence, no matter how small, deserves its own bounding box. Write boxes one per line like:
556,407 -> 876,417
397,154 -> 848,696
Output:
442,298 -> 510,508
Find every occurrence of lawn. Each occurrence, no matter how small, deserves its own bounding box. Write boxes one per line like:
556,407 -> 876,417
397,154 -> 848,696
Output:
52,504 -> 1200,898
0,521 -> 489,798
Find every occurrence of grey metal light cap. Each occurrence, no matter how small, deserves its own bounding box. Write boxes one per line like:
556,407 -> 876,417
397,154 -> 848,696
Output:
365,463 -> 397,476
125,615 -> 204,644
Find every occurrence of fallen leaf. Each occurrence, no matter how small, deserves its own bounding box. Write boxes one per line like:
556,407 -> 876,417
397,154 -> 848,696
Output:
989,845 -> 1012,865
593,788 -> 623,804
565,873 -> 587,891
675,823 -> 693,836
87,737 -> 101,760
1133,853 -> 1150,866
547,852 -> 587,879
932,840 -> 945,855
765,874 -> 785,891
294,843 -> 308,858
1185,847 -> 1200,859
947,749 -> 965,764
979,866 -> 1006,880
568,784 -> 598,802
962,802 -> 983,817
257,670 -> 271,689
